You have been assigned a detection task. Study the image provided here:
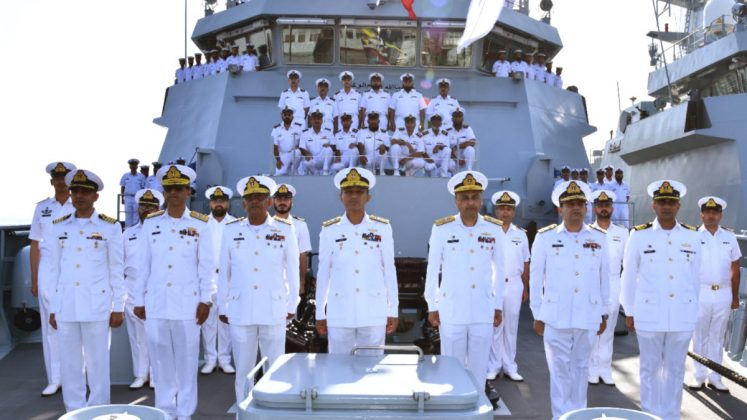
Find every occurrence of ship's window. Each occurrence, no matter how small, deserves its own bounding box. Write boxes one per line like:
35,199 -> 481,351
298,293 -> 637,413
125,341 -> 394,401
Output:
421,28 -> 471,67
339,26 -> 417,66
222,26 -> 273,69
479,31 -> 537,73
283,26 -> 334,64
708,71 -> 741,97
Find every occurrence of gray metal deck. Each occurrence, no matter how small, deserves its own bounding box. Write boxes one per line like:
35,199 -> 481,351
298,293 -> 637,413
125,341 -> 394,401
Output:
2,305 -> 745,419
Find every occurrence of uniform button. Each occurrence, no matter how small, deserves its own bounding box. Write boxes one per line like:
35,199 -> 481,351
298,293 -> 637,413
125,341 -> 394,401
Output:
668,241 -> 672,245
669,293 -> 675,298
253,267 -> 259,272
355,250 -> 359,255
254,251 -> 259,256
668,275 -> 673,280
470,266 -> 475,271
75,264 -> 80,269
167,282 -> 172,287
471,284 -> 476,289
171,229 -> 176,233
169,246 -> 174,251
575,240 -> 579,244
470,249 -> 474,254
168,265 -> 172,269
575,255 -> 579,259
355,269 -> 359,274
469,233 -> 474,237
79,231 -> 84,235
574,288 -> 579,293
75,282 -> 80,286
668,257 -> 672,262
253,285 -> 258,290
77,247 -> 82,252
356,288 -> 360,292
256,235 -> 260,240
575,272 -> 580,277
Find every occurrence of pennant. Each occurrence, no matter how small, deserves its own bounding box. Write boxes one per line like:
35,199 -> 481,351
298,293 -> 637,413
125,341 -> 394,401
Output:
402,0 -> 417,20
457,0 -> 505,53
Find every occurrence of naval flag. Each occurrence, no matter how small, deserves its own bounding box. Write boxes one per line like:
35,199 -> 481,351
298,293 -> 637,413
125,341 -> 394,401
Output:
457,0 -> 506,53
401,0 -> 417,19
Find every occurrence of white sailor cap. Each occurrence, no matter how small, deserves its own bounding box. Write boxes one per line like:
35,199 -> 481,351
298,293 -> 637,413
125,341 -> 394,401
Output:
308,108 -> 325,118
404,114 -> 417,121
221,47 -> 230,52
698,196 -> 726,211
447,171 -> 488,195
286,69 -> 302,79
437,78 -> 451,86
492,190 -> 520,207
368,72 -> 384,81
366,111 -> 381,118
46,161 -> 77,177
339,71 -> 354,81
591,189 -> 616,204
236,176 -> 277,197
551,180 -> 592,207
65,169 -> 104,192
400,72 -> 415,81
536,52 -> 546,57
156,164 -> 196,187
647,179 -> 686,200
281,105 -> 296,113
514,49 -> 524,55
497,49 -> 507,54
205,186 -> 233,200
315,78 -> 331,87
451,107 -> 465,116
273,183 -> 297,197
334,167 -> 376,190
570,168 -> 579,173
579,168 -> 589,174
603,164 -> 614,171
135,188 -> 164,207
340,112 -> 354,119
560,165 -> 571,172
128,158 -> 140,165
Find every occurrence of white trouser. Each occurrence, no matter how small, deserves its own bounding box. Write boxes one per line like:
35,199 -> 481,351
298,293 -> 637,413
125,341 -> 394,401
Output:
543,326 -> 594,420
589,302 -> 620,378
124,195 -> 138,227
38,265 -> 60,385
425,148 -> 454,177
440,323 -> 493,386
612,202 -> 629,228
145,319 -> 201,419
363,149 -> 389,173
389,145 -> 426,175
201,302 -> 232,365
328,326 -> 385,355
298,148 -> 334,175
457,145 -> 476,171
330,148 -> 360,173
125,304 -> 150,379
274,149 -> 301,176
692,287 -> 732,382
58,321 -> 111,412
488,277 -> 523,376
637,330 -> 692,420
231,324 -> 285,405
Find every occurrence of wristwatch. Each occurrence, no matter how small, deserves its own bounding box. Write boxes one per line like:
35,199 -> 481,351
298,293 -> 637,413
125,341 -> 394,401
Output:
601,314 -> 609,322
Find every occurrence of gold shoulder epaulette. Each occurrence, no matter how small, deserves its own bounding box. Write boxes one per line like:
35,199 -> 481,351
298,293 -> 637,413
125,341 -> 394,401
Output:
483,215 -> 503,226
537,223 -> 558,233
227,217 -> 245,225
434,215 -> 456,226
322,216 -> 342,227
292,215 -> 306,222
190,210 -> 209,222
52,214 -> 71,224
369,215 -> 389,224
273,215 -> 292,225
589,224 -> 607,234
680,223 -> 697,231
633,222 -> 652,231
98,213 -> 117,224
146,210 -> 165,219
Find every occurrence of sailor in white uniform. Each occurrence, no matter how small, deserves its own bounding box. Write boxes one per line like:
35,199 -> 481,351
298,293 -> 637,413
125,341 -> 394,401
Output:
123,189 -> 164,390
49,169 -> 125,412
426,78 -> 462,130
610,168 -> 631,228
272,107 -> 303,176
587,190 -> 629,386
491,50 -> 510,78
330,113 -> 360,173
277,69 -> 310,128
200,186 -> 237,375
298,109 -> 334,176
553,166 -> 571,189
388,73 -> 426,131
315,168 -> 399,355
132,164 -> 215,420
359,72 -> 391,131
532,53 -> 547,82
689,196 -> 741,393
510,50 -> 528,77
425,171 -> 505,404
334,71 -> 362,129
530,180 -> 610,420
621,180 -> 702,420
356,112 -> 391,175
389,115 -> 427,176
487,191 -> 529,383
145,162 -> 164,192
175,58 -> 186,84
29,161 -> 77,397
446,108 -> 476,171
272,184 -> 312,295
191,53 -> 204,81
309,78 -> 338,132
420,114 -> 454,177
120,158 -> 146,227
218,176 -> 299,405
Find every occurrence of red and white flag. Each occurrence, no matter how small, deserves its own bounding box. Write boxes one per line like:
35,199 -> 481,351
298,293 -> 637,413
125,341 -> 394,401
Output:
401,0 -> 417,20
457,0 -> 505,52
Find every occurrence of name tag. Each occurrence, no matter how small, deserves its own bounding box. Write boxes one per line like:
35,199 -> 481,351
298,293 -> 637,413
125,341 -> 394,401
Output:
335,237 -> 347,243
447,239 -> 459,243
551,244 -> 564,248
233,237 -> 245,241
643,249 -> 655,254
680,249 -> 696,255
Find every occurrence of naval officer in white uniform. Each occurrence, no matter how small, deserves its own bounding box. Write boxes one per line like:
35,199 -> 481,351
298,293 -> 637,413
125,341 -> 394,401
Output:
29,161 -> 76,397
315,168 -> 399,354
277,69 -> 310,128
120,158 -> 146,227
271,183 -> 312,295
200,186 -> 236,375
587,190 -> 629,386
487,190 -> 529,383
218,176 -> 299,405
425,171 -> 506,403
689,196 -> 741,393
48,169 -> 125,412
133,164 -> 215,420
123,188 -> 164,390
530,180 -> 610,420
621,180 -> 702,420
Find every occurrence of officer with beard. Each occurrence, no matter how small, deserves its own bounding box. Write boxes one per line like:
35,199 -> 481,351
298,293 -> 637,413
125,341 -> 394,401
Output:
272,184 -> 312,295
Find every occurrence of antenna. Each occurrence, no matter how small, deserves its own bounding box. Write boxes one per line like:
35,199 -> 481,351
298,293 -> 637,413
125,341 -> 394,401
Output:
651,0 -> 675,107
616,81 -> 622,114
